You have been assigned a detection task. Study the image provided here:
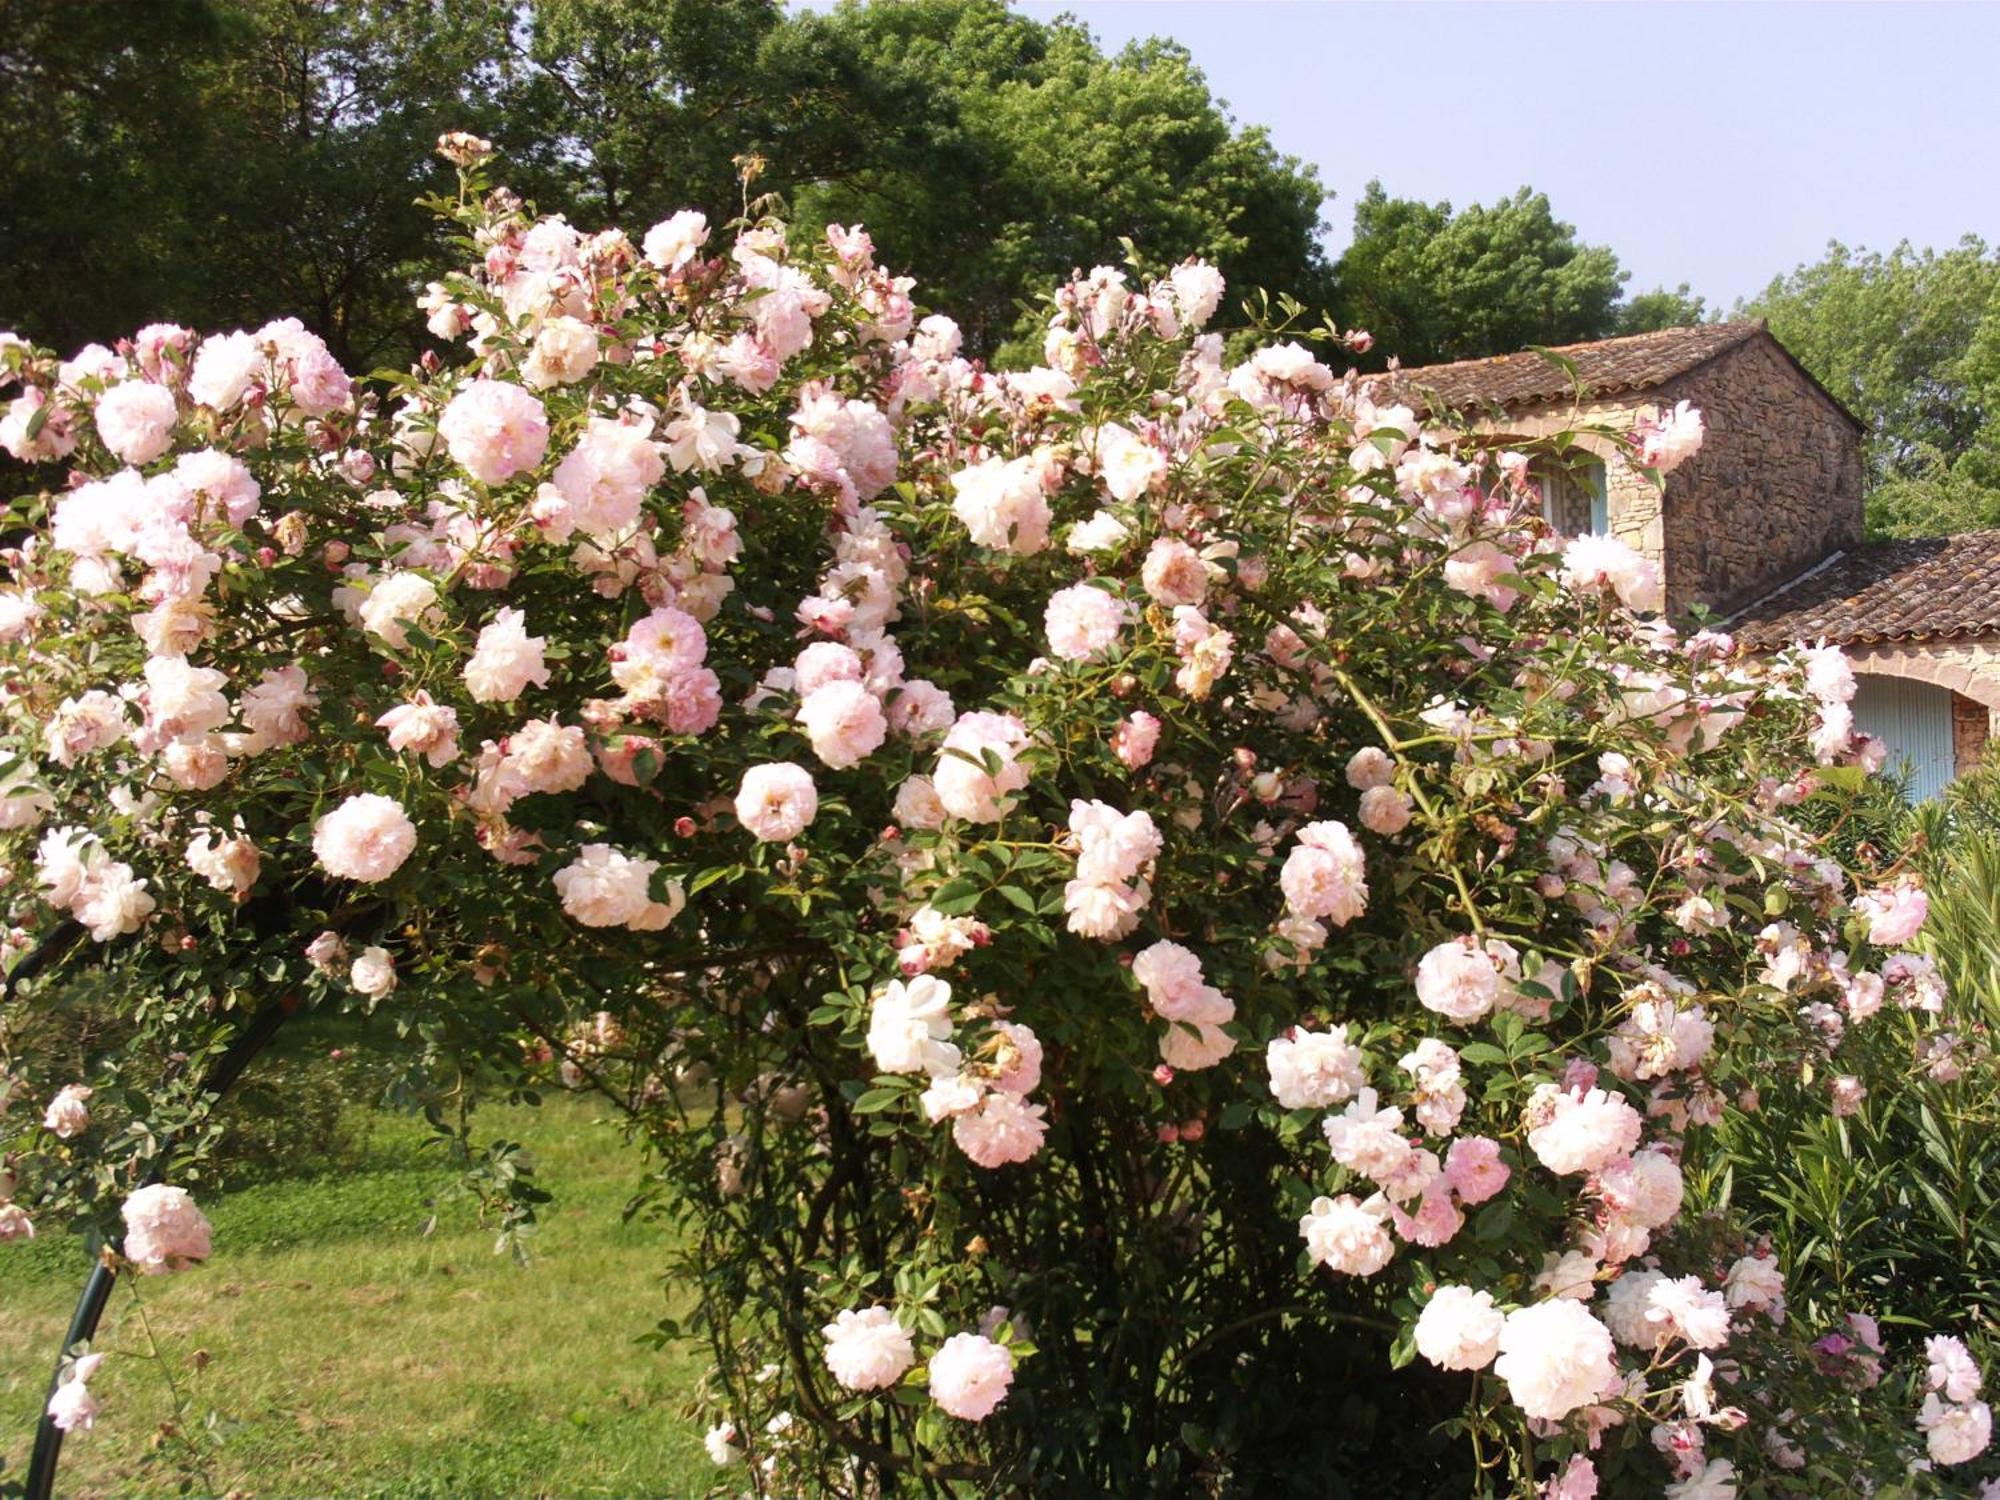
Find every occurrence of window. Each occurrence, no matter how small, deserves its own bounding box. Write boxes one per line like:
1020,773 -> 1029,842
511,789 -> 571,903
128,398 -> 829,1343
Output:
1535,456 -> 1609,536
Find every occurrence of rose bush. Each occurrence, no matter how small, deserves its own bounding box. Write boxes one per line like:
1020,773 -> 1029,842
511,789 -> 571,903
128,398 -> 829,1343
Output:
1,136 -> 1994,1496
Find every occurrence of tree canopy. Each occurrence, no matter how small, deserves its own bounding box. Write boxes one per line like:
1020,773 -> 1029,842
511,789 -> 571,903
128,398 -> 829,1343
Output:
1745,238 -> 2000,537
0,0 -> 1338,368
1331,183 -> 1633,369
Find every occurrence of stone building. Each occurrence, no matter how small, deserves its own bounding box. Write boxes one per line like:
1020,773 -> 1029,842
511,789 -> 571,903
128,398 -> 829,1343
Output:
1370,322 -> 2000,799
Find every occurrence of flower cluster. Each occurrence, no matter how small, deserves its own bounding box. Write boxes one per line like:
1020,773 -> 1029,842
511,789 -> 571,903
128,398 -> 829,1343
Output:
0,139 -> 1987,1494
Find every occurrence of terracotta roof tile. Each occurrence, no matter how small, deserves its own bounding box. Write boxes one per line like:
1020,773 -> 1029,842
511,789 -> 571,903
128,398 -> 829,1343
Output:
1364,322 -> 1769,415
1729,531 -> 2000,648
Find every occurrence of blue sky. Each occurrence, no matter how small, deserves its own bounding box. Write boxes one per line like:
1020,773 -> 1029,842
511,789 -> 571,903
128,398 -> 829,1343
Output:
977,2 -> 2000,310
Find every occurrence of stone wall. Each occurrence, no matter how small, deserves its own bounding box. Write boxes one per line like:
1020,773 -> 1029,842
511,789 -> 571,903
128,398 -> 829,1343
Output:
1460,333 -> 1863,619
1655,336 -> 1864,617
1462,396 -> 1664,557
1953,691 -> 1990,775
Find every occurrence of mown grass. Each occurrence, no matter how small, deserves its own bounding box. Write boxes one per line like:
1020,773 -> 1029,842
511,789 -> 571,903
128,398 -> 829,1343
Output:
0,1097 -> 713,1499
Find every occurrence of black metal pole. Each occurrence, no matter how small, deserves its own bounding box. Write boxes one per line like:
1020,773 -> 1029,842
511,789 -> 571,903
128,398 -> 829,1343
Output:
20,977 -> 294,1500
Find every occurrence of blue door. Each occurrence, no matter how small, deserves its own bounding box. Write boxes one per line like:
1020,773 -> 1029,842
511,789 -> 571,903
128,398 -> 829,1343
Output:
1851,674 -> 1955,802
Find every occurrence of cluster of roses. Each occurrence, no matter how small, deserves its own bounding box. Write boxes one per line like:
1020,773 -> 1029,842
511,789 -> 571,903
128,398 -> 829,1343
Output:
3,131 -> 1992,1492
863,975 -> 1047,1173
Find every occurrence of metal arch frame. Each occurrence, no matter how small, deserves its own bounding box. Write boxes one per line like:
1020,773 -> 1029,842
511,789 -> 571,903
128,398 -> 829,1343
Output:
11,924 -> 294,1500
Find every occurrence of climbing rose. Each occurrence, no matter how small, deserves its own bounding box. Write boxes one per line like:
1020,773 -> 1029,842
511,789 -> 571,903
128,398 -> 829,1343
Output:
554,844 -> 669,929
1526,1085 -> 1643,1177
735,763 -> 819,842
1927,1335 -> 1983,1403
1298,1193 -> 1395,1277
1414,936 -> 1501,1025
797,679 -> 888,769
1852,879 -> 1928,947
933,712 -> 1030,822
949,454 -> 1051,555
1635,399 -> 1705,472
357,570 -> 439,650
464,607 -> 550,704
1112,711 -> 1161,769
1043,582 -> 1129,662
642,209 -> 709,272
820,1306 -> 916,1392
1919,1394 -> 1993,1466
350,946 -> 398,999
437,378 -> 549,485
1141,536 -> 1208,607
377,693 -> 461,767
1266,1025 -> 1365,1110
550,417 -> 663,535
1357,784 -> 1412,836
45,1354 -> 105,1433
927,1332 -> 1015,1421
1560,533 -> 1663,614
120,1184 -> 212,1274
1415,1285 -> 1506,1372
42,1084 -> 92,1139
93,381 -> 178,464
1445,1136 -> 1512,1204
311,793 -> 417,882
1279,821 -> 1368,925
867,976 -> 958,1077
952,1092 -> 1048,1167
1492,1300 -> 1618,1421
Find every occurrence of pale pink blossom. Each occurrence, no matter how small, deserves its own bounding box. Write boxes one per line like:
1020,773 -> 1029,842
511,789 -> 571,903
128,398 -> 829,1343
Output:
821,1306 -> 915,1392
1299,1192 -> 1395,1276
1526,1084 -> 1643,1176
121,1184 -> 211,1273
1113,711 -> 1161,769
1444,1135 -> 1511,1204
952,1092 -> 1048,1167
1635,400 -> 1705,472
1415,1285 -> 1505,1371
377,692 -> 461,767
1141,536 -> 1208,607
1560,533 -> 1663,613
464,607 -> 550,704
1266,1025 -> 1365,1110
642,210 -> 709,272
928,1332 -> 1014,1421
312,793 -> 417,882
438,379 -> 549,485
797,680 -> 888,770
94,380 -> 179,464
42,1084 -> 92,1139
933,712 -> 1031,822
549,420 -> 662,538
949,454 -> 1053,555
1043,582 -> 1129,662
350,945 -> 398,999
1280,821 -> 1368,925
867,976 -> 958,1077
185,829 -> 260,898
1492,1300 -> 1618,1421
735,763 -> 818,842
1414,936 -> 1501,1025
1852,878 -> 1928,947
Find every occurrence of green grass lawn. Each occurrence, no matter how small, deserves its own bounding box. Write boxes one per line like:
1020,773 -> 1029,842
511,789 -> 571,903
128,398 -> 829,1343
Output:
0,1097 -> 715,1499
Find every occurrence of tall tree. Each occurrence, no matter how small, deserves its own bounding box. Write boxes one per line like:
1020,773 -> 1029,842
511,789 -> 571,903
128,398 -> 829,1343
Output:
1746,239 -> 2000,536
0,0 -> 224,353
1334,183 -> 1629,368
0,0 -> 512,370
786,1 -> 1338,359
1616,284 -> 1709,334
